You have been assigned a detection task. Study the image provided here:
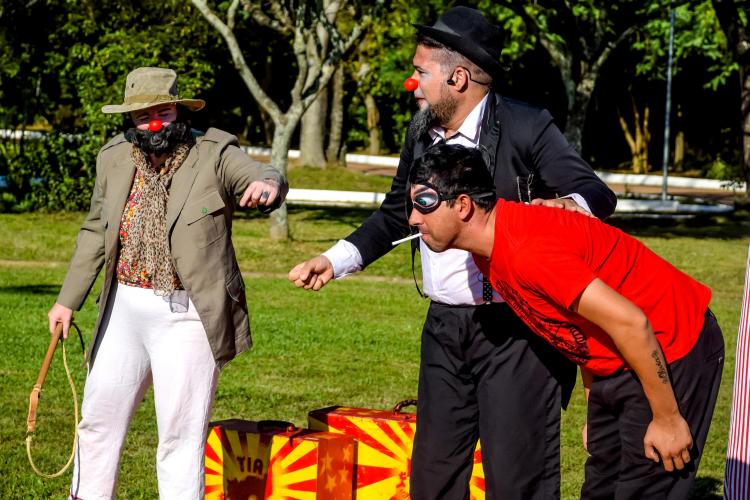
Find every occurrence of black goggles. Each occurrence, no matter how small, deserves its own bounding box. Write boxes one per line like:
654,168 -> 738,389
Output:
411,181 -> 496,214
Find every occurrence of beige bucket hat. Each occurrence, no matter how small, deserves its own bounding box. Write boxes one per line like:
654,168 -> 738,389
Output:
101,67 -> 206,114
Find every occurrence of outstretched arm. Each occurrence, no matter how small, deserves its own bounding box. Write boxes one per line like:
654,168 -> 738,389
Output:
220,145 -> 288,211
288,255 -> 334,291
287,130 -> 419,290
343,132 -> 417,267
239,177 -> 285,210
572,278 -> 692,472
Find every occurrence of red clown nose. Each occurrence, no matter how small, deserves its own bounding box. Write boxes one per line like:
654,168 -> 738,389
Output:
148,119 -> 163,132
403,78 -> 418,92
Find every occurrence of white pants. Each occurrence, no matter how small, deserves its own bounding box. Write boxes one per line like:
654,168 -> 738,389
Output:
70,284 -> 220,500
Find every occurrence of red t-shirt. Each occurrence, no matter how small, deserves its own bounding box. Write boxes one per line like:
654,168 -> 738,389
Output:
475,199 -> 711,376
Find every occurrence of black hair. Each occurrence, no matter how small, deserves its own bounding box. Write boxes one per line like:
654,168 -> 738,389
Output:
415,33 -> 493,86
409,144 -> 496,210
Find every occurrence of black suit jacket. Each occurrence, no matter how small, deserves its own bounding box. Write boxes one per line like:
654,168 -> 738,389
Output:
345,92 -> 617,267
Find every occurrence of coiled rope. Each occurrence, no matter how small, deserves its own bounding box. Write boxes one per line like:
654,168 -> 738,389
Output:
26,321 -> 85,478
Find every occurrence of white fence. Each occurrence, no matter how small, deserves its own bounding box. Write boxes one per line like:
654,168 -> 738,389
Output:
241,146 -> 745,193
285,188 -> 733,214
1,131 -> 740,213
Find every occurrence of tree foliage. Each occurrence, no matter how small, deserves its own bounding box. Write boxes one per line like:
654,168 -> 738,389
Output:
343,1 -> 447,152
0,0 -> 220,211
633,1 -> 734,89
482,0 -> 649,152
710,0 -> 750,192
191,0 -> 378,239
0,0 -> 745,213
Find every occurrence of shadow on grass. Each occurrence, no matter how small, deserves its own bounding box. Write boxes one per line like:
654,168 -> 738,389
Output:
288,206 -> 374,227
610,209 -> 750,240
285,206 -> 376,242
234,205 -> 373,227
236,204 -> 750,241
0,284 -> 59,295
688,477 -> 722,499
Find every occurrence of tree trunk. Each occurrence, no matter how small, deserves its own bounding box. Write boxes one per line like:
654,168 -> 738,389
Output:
260,55 -> 275,145
299,88 -> 328,167
564,72 -> 596,153
260,110 -> 275,145
640,106 -> 651,173
299,3 -> 339,168
709,0 -> 749,194
672,106 -> 684,171
190,0 -> 369,240
565,100 -> 585,154
674,130 -> 685,172
269,124 -> 294,240
618,100 -> 651,174
560,65 -> 576,132
326,66 -> 345,165
365,93 -> 380,155
619,113 -> 639,173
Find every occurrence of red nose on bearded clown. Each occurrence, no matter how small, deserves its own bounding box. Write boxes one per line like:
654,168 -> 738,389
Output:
124,120 -> 193,157
102,67 -> 205,156
404,78 -> 419,92
149,120 -> 163,132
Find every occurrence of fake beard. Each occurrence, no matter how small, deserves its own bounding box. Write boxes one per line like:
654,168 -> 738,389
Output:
409,106 -> 435,139
408,91 -> 459,139
124,121 -> 192,156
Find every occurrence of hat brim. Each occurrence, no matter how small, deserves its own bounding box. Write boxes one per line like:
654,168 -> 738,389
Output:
414,24 -> 504,78
101,98 -> 206,114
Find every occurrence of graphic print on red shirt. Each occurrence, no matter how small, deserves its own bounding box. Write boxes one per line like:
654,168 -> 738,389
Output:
491,278 -> 590,364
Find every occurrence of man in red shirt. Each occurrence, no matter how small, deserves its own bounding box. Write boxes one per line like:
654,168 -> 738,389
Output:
406,144 -> 724,498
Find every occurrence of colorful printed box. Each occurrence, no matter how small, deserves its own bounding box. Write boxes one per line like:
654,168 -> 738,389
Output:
308,406 -> 485,499
205,419 -> 355,500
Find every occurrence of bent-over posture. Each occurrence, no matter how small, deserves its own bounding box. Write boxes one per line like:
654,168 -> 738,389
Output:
407,144 -> 723,499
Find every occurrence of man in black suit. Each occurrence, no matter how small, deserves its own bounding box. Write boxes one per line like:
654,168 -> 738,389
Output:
289,6 -> 617,499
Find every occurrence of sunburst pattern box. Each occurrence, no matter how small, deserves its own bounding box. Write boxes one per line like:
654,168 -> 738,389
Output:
308,406 -> 485,499
205,419 -> 355,500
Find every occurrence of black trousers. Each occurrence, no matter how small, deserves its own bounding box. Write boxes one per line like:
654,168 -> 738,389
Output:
410,302 -> 576,500
581,310 -> 724,500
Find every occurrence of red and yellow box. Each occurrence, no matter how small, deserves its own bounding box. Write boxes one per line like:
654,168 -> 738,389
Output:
308,406 -> 485,499
205,419 -> 355,500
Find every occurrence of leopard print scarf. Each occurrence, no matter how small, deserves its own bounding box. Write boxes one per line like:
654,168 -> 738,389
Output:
120,142 -> 192,296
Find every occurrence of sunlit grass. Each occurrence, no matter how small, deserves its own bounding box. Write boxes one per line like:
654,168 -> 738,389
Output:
1,208 -> 746,499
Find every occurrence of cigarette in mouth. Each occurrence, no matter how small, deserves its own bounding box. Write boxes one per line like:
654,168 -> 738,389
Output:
391,233 -> 422,246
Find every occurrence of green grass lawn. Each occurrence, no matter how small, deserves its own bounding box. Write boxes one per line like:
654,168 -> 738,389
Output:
287,164 -> 395,192
0,207 -> 747,499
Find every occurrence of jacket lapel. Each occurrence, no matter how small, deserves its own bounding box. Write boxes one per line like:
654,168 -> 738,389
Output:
478,92 -> 500,180
165,144 -> 200,233
106,149 -> 136,254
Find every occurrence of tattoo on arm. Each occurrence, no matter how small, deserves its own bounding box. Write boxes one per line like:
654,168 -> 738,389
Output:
651,350 -> 669,383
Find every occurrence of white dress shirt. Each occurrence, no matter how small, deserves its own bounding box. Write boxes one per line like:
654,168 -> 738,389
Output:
323,95 -> 590,305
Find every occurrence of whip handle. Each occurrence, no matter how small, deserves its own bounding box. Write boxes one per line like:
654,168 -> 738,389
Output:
27,323 -> 63,433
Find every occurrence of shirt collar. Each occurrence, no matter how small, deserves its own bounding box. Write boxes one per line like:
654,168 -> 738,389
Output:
429,93 -> 489,144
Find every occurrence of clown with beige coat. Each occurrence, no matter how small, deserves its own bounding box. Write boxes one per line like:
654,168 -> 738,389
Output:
47,67 -> 287,499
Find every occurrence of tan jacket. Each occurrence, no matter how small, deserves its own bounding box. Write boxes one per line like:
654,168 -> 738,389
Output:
57,128 -> 286,368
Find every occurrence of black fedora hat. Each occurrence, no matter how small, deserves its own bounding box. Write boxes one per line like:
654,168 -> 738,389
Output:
414,6 -> 504,78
